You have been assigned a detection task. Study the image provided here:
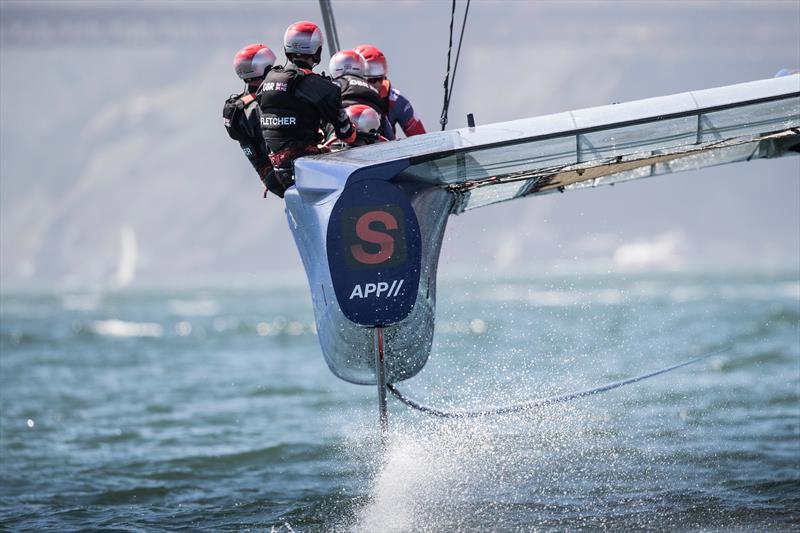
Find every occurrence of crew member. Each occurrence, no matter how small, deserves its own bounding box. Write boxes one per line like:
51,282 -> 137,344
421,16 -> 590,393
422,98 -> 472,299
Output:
258,21 -> 356,197
329,50 -> 387,122
354,44 -> 426,140
328,50 -> 390,144
344,104 -> 385,146
223,44 -> 278,195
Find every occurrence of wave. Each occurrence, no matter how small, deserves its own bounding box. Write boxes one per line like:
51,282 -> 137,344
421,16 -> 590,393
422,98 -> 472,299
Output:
167,299 -> 220,316
0,330 -> 48,345
162,443 -> 333,472
455,278 -> 800,307
89,319 -> 163,338
245,385 -> 314,398
710,349 -> 795,371
60,293 -> 103,311
86,485 -> 172,506
719,282 -> 800,301
473,286 -> 626,307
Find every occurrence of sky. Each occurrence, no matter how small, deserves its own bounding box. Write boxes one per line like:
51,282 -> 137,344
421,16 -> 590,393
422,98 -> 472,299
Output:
0,0 -> 798,289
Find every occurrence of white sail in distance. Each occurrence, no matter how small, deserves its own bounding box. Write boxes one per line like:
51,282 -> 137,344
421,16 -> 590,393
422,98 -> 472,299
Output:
113,225 -> 138,288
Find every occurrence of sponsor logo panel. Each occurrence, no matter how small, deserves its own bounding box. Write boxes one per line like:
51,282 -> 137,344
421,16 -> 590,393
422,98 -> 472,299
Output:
326,179 -> 421,326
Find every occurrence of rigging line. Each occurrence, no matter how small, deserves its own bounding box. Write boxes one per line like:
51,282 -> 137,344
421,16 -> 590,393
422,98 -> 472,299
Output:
387,346 -> 731,419
446,0 -> 471,105
439,0 -> 457,131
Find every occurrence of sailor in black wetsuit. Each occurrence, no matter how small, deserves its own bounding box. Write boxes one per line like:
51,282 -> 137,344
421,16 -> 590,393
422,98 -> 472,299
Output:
223,44 -> 279,195
328,50 -> 390,143
257,21 -> 356,197
329,51 -> 386,114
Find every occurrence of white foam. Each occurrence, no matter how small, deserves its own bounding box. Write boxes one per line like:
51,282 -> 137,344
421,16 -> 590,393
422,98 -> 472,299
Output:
90,319 -> 163,338
351,404 -> 614,532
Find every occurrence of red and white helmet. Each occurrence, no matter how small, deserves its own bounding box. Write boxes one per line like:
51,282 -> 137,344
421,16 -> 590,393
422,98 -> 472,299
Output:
329,50 -> 366,79
353,44 -> 388,79
284,21 -> 324,57
346,104 -> 381,134
233,44 -> 276,80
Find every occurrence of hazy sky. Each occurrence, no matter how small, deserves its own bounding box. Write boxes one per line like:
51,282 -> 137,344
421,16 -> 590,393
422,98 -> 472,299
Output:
1,0 -> 798,288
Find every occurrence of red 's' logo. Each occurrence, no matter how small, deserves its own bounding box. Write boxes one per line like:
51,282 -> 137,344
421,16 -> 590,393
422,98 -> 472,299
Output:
343,205 -> 406,268
350,211 -> 397,265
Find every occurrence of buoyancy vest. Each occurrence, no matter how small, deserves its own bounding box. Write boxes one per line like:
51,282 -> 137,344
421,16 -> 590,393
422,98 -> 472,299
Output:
339,75 -> 386,115
222,91 -> 272,177
257,66 -> 320,145
222,92 -> 260,143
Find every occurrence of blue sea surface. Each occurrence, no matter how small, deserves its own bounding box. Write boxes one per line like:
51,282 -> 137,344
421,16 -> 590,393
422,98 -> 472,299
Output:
1,270 -> 798,531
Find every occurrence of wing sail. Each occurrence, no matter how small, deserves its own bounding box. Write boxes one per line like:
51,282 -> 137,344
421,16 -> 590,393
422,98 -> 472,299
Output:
404,78 -> 800,213
447,127 -> 797,213
299,75 -> 799,214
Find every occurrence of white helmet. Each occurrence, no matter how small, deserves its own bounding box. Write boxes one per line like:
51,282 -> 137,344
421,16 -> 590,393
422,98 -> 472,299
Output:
233,43 -> 276,80
329,50 -> 366,79
284,21 -> 324,59
353,44 -> 388,79
346,104 -> 381,134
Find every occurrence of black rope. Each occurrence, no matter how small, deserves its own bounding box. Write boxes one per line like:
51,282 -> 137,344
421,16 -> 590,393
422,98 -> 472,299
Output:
439,0 -> 471,131
447,0 -> 471,105
387,346 -> 731,419
439,0 -> 457,131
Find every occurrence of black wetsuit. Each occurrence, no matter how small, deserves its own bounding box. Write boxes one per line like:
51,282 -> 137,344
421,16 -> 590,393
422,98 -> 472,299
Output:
222,91 -> 274,190
258,64 -> 355,195
336,74 -> 391,140
337,74 -> 386,114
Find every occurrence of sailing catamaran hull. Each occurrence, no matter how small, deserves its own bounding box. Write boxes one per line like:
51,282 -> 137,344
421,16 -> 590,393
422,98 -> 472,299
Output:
284,75 -> 799,386
285,161 -> 452,385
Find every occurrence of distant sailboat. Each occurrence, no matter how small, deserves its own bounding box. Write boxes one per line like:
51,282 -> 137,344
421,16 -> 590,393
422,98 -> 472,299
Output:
113,225 -> 137,288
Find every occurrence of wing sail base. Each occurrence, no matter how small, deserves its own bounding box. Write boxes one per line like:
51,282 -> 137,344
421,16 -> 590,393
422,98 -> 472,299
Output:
448,128 -> 800,213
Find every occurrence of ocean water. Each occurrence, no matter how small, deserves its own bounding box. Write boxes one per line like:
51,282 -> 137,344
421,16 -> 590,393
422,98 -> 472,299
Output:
1,270 -> 798,531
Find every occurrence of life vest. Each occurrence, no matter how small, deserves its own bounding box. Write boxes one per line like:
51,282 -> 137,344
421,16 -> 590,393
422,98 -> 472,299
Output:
222,92 -> 260,143
257,66 -> 320,145
339,74 -> 386,115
